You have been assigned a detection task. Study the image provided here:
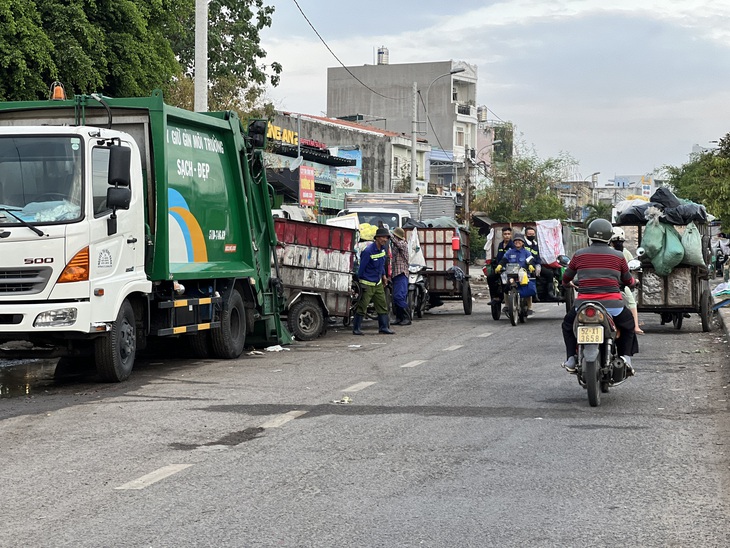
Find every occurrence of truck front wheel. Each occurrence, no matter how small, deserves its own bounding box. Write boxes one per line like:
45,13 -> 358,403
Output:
211,289 -> 246,359
95,299 -> 136,382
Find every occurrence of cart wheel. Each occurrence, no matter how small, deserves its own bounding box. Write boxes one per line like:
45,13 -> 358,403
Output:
462,281 -> 473,315
672,313 -> 683,330
700,289 -> 713,332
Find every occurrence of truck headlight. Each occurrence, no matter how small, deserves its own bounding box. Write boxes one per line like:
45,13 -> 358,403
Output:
33,308 -> 78,327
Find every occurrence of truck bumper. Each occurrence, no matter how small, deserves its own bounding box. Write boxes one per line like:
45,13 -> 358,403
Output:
0,300 -> 97,340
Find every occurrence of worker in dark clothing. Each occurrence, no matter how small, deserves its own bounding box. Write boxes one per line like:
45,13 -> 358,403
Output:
353,227 -> 395,335
524,226 -> 558,301
487,226 -> 513,305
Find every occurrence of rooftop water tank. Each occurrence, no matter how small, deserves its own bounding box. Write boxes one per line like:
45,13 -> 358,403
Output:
377,47 -> 389,65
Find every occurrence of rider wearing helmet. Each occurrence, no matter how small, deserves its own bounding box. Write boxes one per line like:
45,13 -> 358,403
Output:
561,218 -> 638,373
496,232 -> 537,314
610,226 -> 644,334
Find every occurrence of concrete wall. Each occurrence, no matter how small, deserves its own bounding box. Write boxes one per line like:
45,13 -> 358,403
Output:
326,60 -> 478,155
272,113 -> 410,192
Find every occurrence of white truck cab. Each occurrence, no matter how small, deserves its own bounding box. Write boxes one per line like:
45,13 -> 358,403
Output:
336,208 -> 411,229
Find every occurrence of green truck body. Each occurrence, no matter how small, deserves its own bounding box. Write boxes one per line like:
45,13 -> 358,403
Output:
0,91 -> 288,381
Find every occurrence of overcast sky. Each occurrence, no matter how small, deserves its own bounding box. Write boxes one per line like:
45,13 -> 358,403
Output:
260,0 -> 730,184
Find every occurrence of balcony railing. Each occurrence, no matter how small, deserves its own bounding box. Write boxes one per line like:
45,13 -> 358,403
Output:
456,103 -> 476,117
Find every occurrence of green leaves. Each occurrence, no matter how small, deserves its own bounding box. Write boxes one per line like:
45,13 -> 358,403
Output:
665,134 -> 730,225
0,0 -> 279,112
471,153 -> 570,223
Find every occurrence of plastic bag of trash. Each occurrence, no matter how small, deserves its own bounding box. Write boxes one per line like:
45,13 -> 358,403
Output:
681,222 -> 705,266
641,215 -> 665,259
652,225 -> 684,276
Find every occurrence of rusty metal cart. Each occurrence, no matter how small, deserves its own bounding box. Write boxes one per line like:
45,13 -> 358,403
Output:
404,226 -> 472,315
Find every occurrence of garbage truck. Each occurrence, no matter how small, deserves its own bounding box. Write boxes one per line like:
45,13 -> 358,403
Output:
0,89 -> 289,382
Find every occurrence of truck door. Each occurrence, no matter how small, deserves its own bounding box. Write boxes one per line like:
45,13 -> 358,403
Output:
87,145 -> 142,303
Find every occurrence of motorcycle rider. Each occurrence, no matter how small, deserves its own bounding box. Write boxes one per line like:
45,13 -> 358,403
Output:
610,226 -> 644,334
487,226 -> 513,306
495,232 -> 536,314
524,226 -> 559,302
561,218 -> 638,374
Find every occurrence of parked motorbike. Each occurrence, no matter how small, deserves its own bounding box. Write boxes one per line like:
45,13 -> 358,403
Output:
570,259 -> 641,407
407,264 -> 430,319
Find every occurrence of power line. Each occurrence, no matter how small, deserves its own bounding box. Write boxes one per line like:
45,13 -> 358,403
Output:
291,0 -> 398,101
487,107 -> 505,123
417,91 -> 448,154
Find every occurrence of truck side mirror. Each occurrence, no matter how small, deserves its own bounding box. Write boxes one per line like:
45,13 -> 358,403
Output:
106,186 -> 131,210
106,145 -> 132,235
108,146 -> 131,187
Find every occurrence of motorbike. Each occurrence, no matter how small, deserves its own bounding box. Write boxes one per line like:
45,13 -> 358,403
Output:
570,259 -> 641,407
502,262 -> 535,326
407,264 -> 430,319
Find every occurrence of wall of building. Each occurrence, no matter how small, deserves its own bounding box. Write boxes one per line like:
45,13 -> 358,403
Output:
326,60 -> 478,156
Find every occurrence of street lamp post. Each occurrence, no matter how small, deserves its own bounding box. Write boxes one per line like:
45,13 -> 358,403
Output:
411,67 -> 466,193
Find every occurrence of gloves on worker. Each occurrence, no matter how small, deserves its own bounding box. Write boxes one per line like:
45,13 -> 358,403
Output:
495,264 -> 503,273
528,265 -> 535,274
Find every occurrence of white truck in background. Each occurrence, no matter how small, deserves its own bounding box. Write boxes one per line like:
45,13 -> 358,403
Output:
343,193 -> 455,220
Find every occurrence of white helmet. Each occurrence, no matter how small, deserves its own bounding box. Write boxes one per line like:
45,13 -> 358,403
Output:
611,226 -> 625,242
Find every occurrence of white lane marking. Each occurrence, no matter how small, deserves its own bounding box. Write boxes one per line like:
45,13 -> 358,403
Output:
477,332 -> 493,338
342,381 -> 376,392
401,360 -> 426,368
260,410 -> 308,429
115,464 -> 192,490
443,345 -> 463,351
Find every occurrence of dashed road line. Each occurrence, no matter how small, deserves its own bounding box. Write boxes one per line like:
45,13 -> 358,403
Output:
477,332 -> 493,338
443,345 -> 463,351
401,360 -> 426,368
342,381 -> 376,392
115,464 -> 192,490
260,410 -> 308,429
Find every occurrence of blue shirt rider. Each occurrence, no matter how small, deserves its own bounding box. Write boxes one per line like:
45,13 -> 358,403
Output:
496,233 -> 537,273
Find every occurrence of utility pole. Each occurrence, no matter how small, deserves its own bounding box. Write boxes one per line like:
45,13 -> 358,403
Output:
194,0 -> 208,112
410,82 -> 418,193
464,147 -> 471,227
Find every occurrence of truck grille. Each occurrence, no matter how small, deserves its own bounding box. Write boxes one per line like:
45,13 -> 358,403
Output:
0,268 -> 52,295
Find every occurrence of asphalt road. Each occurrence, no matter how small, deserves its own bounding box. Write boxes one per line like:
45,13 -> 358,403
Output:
1,293 -> 729,547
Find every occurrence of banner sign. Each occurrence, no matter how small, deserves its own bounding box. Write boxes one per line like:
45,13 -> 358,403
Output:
299,165 -> 315,206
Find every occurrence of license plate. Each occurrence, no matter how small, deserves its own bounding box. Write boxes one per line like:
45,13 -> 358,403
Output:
577,326 -> 603,344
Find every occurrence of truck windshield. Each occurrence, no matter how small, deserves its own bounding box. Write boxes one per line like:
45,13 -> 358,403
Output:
0,136 -> 83,225
355,212 -> 400,229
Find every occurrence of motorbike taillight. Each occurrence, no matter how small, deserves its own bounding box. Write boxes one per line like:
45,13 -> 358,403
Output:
577,306 -> 605,323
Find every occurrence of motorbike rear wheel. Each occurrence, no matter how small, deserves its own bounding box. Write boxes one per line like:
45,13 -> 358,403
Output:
582,353 -> 601,407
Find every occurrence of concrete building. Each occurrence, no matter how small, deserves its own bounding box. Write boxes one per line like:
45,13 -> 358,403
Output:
264,111 -> 429,214
326,57 -> 478,191
594,174 -> 665,205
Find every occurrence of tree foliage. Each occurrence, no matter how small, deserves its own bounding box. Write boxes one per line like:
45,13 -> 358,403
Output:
471,153 -> 570,223
665,132 -> 730,225
167,0 -> 282,113
0,0 -> 281,114
584,202 -> 613,225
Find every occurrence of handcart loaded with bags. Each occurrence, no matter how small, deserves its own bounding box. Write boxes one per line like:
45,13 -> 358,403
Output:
614,188 -> 716,332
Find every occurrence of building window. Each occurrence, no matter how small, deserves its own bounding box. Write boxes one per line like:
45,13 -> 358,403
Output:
393,156 -> 400,177
455,129 -> 465,147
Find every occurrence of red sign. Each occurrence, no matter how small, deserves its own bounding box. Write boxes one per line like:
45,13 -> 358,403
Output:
299,165 -> 315,206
